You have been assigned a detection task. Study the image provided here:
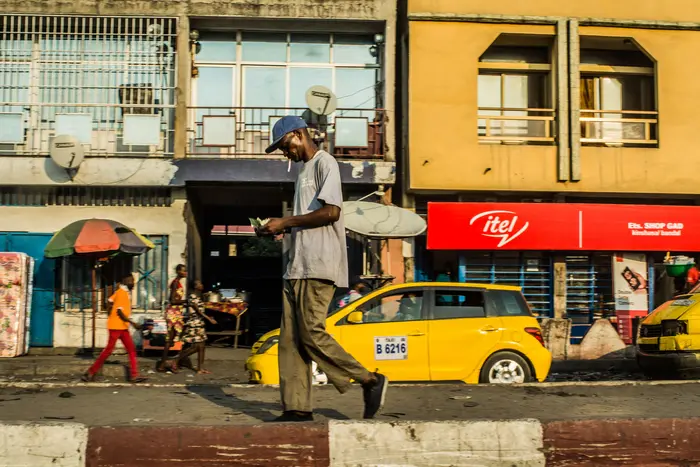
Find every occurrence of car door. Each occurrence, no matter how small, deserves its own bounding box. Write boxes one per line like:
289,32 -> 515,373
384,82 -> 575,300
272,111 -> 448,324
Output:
427,287 -> 504,381
335,288 -> 430,382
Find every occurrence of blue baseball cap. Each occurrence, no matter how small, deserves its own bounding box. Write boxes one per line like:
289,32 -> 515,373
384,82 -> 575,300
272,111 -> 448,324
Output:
265,115 -> 308,153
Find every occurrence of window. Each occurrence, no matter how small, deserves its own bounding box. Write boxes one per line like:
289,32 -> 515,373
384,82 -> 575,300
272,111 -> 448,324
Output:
352,290 -> 424,323
432,290 -> 486,319
579,37 -> 657,147
489,290 -> 532,317
59,235 -> 168,312
190,31 -> 383,156
477,35 -> 554,145
0,15 -> 177,157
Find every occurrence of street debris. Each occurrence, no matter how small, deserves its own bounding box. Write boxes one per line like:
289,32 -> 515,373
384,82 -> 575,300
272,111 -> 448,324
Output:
463,401 -> 480,408
449,395 -> 472,400
58,391 -> 75,398
42,416 -> 74,420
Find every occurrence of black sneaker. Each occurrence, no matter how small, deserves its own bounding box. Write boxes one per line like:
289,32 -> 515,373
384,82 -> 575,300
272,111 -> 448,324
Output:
272,411 -> 314,422
362,372 -> 388,419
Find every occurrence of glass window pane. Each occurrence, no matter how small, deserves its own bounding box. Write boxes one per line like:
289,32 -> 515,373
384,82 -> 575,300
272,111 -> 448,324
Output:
242,32 -> 286,62
433,290 -> 486,319
197,33 -> 237,62
289,68 -> 332,109
478,74 -> 502,108
333,35 -> 376,65
336,68 -> 377,109
290,34 -> 330,63
197,67 -> 235,113
357,291 -> 424,323
244,66 -> 286,124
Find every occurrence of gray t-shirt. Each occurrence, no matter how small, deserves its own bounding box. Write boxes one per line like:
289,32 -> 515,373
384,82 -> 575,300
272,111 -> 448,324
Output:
283,150 -> 348,288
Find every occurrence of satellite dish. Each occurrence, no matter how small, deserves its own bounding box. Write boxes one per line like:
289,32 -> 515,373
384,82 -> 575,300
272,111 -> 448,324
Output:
50,135 -> 84,169
342,201 -> 427,239
147,23 -> 163,38
305,85 -> 337,116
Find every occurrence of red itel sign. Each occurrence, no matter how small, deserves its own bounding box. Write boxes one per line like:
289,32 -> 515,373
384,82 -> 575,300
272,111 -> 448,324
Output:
427,202 -> 700,251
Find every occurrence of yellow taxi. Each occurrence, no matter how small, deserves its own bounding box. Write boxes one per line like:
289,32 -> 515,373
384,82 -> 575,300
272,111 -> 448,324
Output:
246,282 -> 552,385
637,282 -> 700,378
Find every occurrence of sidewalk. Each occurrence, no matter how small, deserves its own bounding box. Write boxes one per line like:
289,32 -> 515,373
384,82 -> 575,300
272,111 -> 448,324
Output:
0,382 -> 698,466
0,347 -> 251,384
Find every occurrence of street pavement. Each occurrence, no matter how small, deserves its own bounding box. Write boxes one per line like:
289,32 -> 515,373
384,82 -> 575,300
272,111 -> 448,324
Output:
1,381 -> 699,426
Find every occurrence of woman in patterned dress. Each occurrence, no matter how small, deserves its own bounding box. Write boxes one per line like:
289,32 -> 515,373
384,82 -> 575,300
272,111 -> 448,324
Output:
157,264 -> 188,372
169,279 -> 216,374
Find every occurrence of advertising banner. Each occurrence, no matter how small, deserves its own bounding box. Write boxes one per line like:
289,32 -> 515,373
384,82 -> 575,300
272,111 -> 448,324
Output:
612,253 -> 649,312
428,202 -> 700,251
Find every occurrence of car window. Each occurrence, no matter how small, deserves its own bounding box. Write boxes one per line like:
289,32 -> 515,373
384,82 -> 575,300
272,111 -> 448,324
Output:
351,290 -> 425,323
489,290 -> 532,317
432,290 -> 486,319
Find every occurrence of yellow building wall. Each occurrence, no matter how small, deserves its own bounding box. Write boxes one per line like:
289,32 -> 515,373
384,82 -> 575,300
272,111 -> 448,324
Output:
409,0 -> 700,23
408,1 -> 700,194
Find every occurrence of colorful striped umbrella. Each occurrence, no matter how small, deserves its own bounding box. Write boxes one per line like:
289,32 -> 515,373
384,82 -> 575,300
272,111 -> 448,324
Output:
44,219 -> 155,258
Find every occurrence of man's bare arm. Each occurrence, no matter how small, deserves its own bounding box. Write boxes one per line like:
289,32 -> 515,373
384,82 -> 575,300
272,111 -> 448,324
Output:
258,203 -> 340,235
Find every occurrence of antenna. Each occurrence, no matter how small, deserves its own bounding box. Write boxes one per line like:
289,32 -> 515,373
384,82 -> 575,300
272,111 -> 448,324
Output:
305,85 -> 338,116
50,135 -> 84,180
147,23 -> 163,39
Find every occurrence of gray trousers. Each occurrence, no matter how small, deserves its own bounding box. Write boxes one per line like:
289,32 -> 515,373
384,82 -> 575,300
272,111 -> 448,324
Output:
279,279 -> 371,412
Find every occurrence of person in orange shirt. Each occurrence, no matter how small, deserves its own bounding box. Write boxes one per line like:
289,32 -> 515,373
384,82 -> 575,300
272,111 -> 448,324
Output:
82,274 -> 147,383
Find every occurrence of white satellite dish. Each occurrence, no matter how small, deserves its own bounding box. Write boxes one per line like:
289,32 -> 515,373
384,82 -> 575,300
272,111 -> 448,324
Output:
50,135 -> 84,169
305,85 -> 337,116
342,201 -> 427,239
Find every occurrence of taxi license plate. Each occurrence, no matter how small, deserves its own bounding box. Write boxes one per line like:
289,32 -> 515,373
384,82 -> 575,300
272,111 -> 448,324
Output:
374,336 -> 407,361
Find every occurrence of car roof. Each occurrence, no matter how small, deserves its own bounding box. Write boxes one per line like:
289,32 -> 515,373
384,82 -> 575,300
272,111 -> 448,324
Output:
377,282 -> 522,292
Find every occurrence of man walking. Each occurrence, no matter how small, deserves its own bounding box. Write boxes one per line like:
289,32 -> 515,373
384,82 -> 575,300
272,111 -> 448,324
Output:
258,116 -> 388,422
82,273 -> 146,383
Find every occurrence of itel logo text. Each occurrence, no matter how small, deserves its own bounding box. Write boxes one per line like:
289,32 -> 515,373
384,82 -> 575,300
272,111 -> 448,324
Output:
469,210 -> 530,247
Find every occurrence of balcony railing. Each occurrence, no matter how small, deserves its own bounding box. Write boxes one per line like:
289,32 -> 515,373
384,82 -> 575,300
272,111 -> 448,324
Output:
580,109 -> 658,146
187,107 -> 385,160
0,102 -> 176,158
478,107 -> 555,144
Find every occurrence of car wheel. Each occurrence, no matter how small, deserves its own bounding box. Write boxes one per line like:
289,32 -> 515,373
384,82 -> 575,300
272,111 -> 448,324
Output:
479,351 -> 532,384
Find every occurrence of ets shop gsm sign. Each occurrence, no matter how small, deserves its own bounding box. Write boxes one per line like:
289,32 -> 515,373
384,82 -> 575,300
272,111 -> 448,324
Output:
427,202 -> 700,251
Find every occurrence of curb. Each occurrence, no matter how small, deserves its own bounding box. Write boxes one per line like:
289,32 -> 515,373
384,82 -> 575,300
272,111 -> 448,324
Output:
1,418 -> 699,466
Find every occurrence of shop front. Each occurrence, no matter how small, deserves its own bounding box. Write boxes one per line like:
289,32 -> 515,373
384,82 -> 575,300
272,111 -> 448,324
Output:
424,202 -> 700,343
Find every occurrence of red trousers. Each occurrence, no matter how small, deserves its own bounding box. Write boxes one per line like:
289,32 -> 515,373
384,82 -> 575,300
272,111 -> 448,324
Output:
88,329 -> 139,378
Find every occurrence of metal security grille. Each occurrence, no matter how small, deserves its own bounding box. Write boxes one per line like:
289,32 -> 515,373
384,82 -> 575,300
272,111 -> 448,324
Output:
459,252 -> 553,318
0,15 -> 177,157
60,235 -> 169,312
565,254 -> 615,343
0,186 -> 172,207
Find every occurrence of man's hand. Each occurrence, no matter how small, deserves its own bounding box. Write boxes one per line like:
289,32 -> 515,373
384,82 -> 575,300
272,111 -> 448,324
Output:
258,218 -> 286,236
131,321 -> 142,331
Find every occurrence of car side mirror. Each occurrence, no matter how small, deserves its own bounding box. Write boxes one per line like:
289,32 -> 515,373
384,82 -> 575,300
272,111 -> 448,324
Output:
347,311 -> 364,324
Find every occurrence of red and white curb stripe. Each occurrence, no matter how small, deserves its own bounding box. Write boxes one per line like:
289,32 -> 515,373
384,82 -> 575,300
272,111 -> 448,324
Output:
1,418 -> 699,466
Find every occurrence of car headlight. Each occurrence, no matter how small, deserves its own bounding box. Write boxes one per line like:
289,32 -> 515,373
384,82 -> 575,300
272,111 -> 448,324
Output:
257,336 -> 279,354
662,320 -> 688,336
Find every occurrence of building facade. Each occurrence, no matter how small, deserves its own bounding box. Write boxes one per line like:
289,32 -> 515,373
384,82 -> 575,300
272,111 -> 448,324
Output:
0,0 -> 397,348
401,0 -> 700,342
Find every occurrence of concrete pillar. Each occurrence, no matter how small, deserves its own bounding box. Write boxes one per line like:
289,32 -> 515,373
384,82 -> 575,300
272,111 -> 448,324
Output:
173,16 -> 191,160
556,19 -> 570,182
568,20 -> 581,181
553,257 -> 567,319
402,238 -> 415,283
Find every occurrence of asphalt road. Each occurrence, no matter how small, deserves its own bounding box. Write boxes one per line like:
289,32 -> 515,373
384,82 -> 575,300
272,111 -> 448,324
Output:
1,381 -> 699,426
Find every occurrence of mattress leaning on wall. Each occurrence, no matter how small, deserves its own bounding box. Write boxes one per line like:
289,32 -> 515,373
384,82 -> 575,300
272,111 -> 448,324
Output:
0,253 -> 32,358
